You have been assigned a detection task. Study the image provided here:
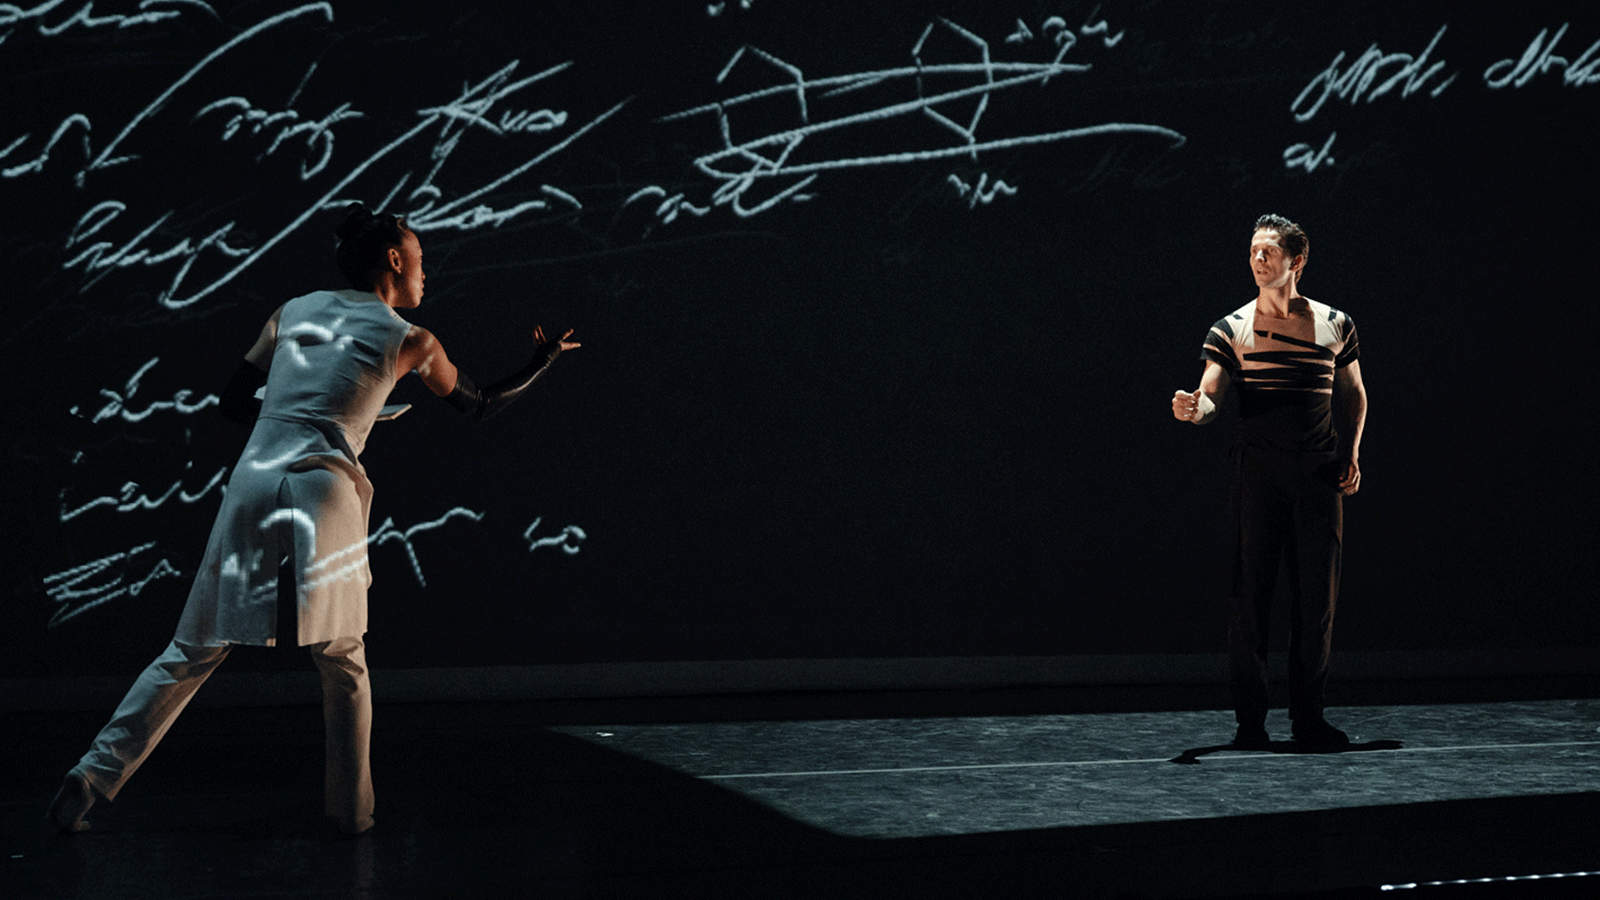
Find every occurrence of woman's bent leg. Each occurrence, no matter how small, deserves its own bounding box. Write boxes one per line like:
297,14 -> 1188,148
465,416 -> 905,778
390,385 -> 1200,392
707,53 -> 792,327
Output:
77,639 -> 232,800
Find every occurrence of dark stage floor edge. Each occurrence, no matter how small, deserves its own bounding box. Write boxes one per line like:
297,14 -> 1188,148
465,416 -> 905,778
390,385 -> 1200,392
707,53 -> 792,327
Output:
5,676 -> 1598,899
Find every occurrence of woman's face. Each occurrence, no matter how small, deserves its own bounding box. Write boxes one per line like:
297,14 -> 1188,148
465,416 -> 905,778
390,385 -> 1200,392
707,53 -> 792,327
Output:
391,230 -> 426,308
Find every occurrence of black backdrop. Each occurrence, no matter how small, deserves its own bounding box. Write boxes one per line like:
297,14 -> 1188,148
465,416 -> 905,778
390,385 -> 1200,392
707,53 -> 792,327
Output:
4,1 -> 1596,681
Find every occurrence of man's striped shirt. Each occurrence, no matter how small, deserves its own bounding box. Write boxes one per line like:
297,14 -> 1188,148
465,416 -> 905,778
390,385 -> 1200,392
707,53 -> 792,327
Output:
1201,299 -> 1360,452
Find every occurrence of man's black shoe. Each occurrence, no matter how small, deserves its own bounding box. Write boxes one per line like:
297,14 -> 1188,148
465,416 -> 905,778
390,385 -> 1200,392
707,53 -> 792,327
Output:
1232,724 -> 1271,750
1292,718 -> 1350,748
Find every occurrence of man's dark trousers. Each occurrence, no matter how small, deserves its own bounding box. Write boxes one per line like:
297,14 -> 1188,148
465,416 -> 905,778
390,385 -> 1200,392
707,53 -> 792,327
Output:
1227,443 -> 1343,728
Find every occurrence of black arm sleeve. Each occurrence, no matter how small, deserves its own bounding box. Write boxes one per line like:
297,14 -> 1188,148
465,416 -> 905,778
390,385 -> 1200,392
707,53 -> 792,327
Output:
444,341 -> 564,421
218,359 -> 268,425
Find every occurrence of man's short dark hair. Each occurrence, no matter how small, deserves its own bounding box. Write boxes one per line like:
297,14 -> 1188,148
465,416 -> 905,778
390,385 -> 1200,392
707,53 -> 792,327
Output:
1254,213 -> 1309,264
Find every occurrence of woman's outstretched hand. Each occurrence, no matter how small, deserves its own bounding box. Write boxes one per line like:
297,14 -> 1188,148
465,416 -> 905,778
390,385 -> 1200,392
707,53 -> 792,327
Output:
534,326 -> 580,352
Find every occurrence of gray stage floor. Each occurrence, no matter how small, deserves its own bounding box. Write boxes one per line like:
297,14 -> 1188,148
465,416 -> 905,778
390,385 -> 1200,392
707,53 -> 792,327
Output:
5,693 -> 1599,899
551,699 -> 1600,839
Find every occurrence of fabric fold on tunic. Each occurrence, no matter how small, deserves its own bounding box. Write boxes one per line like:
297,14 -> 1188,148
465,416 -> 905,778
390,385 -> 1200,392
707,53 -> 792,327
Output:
177,290 -> 411,647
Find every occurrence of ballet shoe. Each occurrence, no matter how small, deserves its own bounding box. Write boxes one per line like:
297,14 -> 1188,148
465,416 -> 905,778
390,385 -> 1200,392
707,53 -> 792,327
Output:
47,768 -> 97,833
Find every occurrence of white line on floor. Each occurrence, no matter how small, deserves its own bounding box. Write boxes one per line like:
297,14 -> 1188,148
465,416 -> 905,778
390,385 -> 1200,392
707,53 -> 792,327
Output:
700,740 -> 1600,780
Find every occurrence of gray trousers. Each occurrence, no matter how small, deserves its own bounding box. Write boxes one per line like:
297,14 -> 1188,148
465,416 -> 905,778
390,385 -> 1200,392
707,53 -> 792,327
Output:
75,636 -> 374,833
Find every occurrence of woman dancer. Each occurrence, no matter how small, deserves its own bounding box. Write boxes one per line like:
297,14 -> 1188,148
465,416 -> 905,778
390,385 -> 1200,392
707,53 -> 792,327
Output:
49,203 -> 579,834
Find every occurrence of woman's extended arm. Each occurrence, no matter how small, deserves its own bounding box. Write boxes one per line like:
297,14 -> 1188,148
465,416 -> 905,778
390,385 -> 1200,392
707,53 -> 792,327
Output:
399,325 -> 580,421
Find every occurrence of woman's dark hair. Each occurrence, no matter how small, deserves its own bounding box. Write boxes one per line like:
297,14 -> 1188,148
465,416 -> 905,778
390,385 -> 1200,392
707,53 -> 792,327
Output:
334,202 -> 411,290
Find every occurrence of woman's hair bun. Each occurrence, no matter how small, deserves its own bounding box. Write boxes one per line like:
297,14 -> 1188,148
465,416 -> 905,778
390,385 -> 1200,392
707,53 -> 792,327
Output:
333,201 -> 409,290
335,201 -> 374,242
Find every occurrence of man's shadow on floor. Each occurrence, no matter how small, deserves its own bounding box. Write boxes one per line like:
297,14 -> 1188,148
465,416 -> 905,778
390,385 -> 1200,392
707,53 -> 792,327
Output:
1170,739 -> 1404,764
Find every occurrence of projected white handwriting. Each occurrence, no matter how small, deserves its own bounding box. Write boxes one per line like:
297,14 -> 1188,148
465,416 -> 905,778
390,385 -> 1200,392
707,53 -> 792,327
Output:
3,6 -> 333,187
44,541 -> 183,628
524,517 -> 586,555
43,506 -> 489,627
78,3 -> 336,182
63,202 -> 253,303
369,508 -> 487,587
281,317 -> 355,368
163,60 -> 624,309
0,0 -> 218,40
396,61 -> 613,234
193,95 -> 365,179
1484,24 -> 1600,89
652,15 -> 1184,220
221,506 -> 489,596
43,45 -> 623,308
1283,131 -> 1338,173
0,114 -> 91,179
58,460 -> 229,522
258,507 -> 372,589
1290,25 -> 1458,122
947,172 -> 1017,207
70,356 -> 219,424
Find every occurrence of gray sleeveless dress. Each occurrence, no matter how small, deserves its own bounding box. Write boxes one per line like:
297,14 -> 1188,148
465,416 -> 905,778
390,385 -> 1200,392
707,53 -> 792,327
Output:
176,290 -> 412,646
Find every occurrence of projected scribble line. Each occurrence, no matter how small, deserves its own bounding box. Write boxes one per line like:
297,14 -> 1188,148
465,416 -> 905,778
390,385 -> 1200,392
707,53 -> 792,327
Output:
1484,23 -> 1600,89
84,3 -> 336,182
43,542 -> 184,628
9,3 -> 627,312
0,2 -> 333,186
43,507 -> 491,628
0,0 -> 219,40
524,517 -> 586,555
70,357 -> 219,424
0,113 -> 91,178
193,95 -> 365,179
654,15 -> 1184,219
254,507 -> 492,589
1281,25 -> 1460,176
58,461 -> 229,522
948,172 -> 1018,207
1291,24 -> 1457,123
61,201 -> 254,300
242,434 -> 318,471
166,62 -> 625,309
369,507 -> 487,587
258,507 -> 372,590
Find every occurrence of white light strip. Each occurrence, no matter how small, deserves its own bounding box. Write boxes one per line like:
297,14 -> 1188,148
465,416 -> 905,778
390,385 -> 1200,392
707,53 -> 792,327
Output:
1383,871 -> 1600,890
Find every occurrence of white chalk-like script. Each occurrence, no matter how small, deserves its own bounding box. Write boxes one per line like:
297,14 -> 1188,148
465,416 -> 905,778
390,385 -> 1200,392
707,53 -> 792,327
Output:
10,3 -> 628,313
69,357 -> 219,424
650,13 -> 1183,220
58,460 -> 228,522
371,507 -> 487,587
1291,26 -> 1458,122
1484,24 -> 1600,89
524,516 -> 586,555
44,541 -> 184,628
0,0 -> 219,41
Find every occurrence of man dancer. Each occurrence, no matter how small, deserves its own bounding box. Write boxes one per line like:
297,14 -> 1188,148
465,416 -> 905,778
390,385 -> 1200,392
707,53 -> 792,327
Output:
1172,213 -> 1367,749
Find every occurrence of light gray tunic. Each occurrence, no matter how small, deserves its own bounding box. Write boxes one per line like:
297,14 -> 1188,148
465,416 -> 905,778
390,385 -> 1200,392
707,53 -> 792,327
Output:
177,290 -> 411,646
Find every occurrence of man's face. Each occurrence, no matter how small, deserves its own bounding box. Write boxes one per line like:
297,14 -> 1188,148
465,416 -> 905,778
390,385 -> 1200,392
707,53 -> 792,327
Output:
1249,229 -> 1300,289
